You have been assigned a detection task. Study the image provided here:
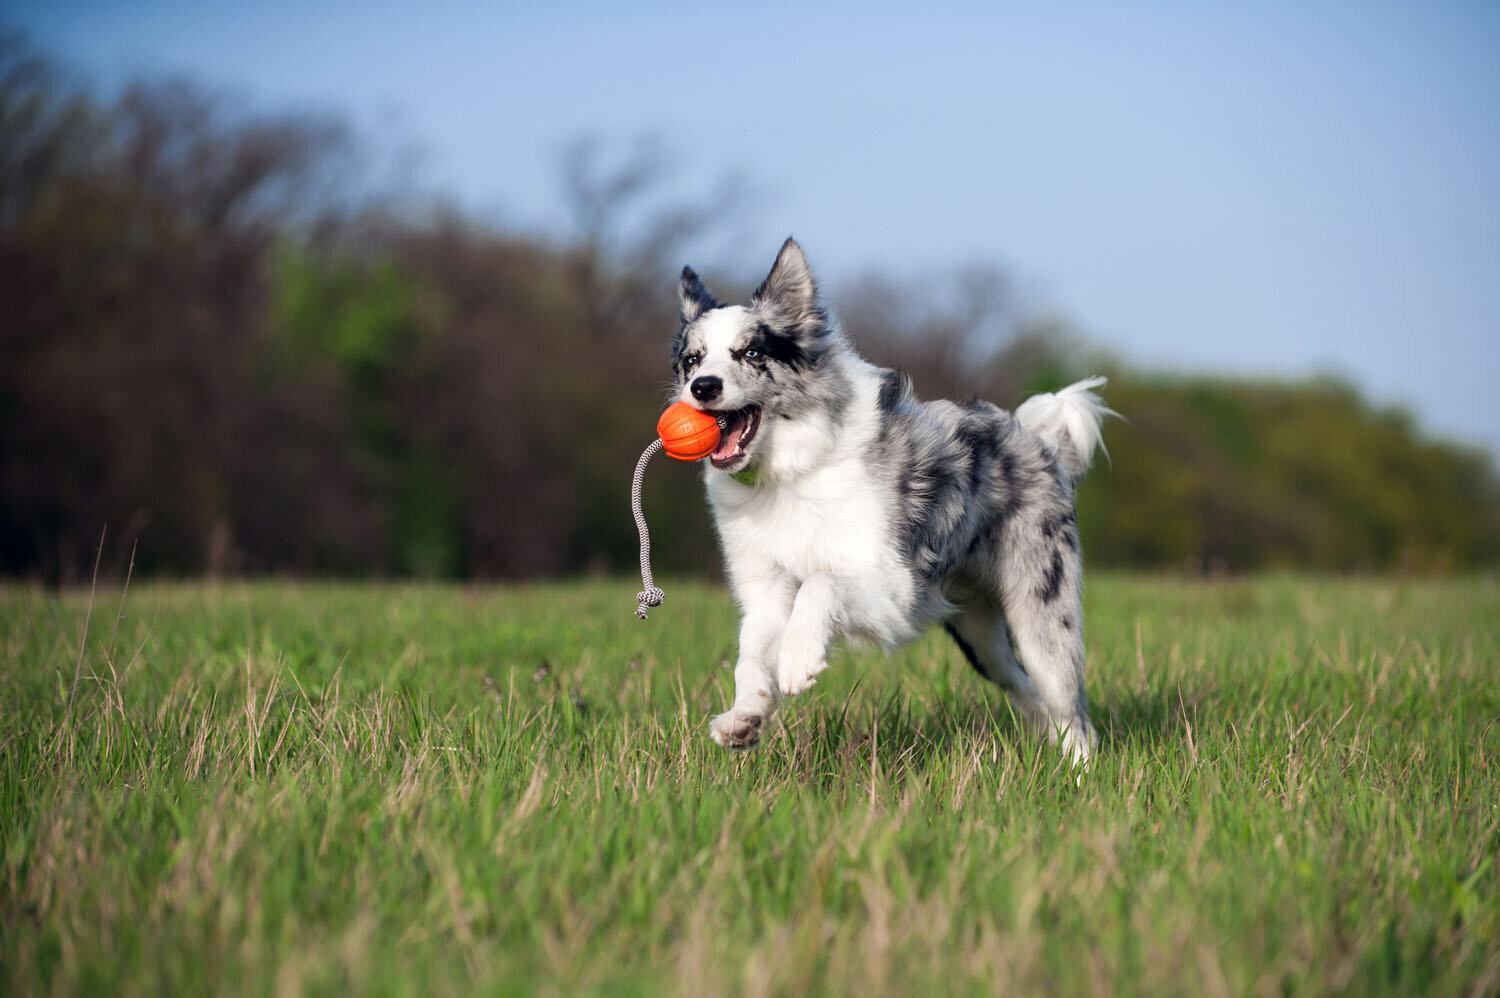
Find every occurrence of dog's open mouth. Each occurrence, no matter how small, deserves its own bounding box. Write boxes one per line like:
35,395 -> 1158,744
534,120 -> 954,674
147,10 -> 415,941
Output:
710,406 -> 761,468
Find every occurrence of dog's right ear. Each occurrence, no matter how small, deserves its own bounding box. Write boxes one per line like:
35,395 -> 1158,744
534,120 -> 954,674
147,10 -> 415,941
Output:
679,266 -> 719,324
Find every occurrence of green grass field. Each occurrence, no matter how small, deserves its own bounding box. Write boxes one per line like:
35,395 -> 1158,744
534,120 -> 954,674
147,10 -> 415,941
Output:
2,575 -> 1497,995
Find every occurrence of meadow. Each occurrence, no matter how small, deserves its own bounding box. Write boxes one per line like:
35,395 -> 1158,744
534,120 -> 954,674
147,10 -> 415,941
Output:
2,574 -> 1497,996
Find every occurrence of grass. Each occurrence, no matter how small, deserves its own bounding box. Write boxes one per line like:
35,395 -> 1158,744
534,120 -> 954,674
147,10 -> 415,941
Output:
2,574 -> 1497,996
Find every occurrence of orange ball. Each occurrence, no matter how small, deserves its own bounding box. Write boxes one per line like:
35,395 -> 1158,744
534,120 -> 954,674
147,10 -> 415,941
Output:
657,401 -> 721,461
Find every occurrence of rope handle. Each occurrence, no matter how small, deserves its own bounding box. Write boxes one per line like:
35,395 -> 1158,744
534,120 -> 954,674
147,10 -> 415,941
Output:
630,437 -> 666,618
630,412 -> 725,619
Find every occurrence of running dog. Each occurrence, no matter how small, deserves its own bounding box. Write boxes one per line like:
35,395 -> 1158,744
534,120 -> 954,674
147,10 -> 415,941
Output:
671,238 -> 1114,763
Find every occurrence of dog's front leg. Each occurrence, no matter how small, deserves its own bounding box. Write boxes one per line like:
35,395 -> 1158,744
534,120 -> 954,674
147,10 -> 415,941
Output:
710,587 -> 791,751
777,572 -> 843,697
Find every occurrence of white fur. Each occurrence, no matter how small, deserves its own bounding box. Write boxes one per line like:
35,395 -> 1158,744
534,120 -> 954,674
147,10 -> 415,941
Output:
699,356 -> 927,747
1013,376 -> 1116,481
688,307 -> 757,410
703,357 -> 920,644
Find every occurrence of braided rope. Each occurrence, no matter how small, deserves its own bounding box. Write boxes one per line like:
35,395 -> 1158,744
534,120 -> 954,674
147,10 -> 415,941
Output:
630,437 -> 666,618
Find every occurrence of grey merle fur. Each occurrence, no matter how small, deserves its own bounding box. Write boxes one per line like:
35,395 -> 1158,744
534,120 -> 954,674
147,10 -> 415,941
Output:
872,383 -> 1092,740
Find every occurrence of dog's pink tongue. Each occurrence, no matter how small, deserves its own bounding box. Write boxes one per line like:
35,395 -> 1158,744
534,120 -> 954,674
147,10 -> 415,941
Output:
713,420 -> 745,460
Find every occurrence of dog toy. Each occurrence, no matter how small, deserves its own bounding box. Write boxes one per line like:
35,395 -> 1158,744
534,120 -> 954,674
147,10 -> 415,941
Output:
630,401 -> 722,618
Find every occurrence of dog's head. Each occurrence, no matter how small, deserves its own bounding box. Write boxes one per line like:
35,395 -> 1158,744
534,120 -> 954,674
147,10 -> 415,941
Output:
670,238 -> 843,473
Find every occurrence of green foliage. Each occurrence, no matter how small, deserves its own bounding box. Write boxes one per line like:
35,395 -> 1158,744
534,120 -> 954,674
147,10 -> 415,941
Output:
266,243 -> 460,576
269,242 -> 445,393
1077,373 -> 1500,572
2,577 -> 1497,993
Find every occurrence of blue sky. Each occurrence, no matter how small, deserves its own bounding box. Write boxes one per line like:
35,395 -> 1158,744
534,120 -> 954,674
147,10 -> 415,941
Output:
7,0 -> 1499,454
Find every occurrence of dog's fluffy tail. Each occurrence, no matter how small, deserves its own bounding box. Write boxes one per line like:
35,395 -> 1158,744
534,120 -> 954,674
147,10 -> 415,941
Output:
1015,376 -> 1117,486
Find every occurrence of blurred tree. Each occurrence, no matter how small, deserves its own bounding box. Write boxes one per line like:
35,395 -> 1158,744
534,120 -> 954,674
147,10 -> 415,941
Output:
2,32 -> 1496,582
1074,373 -> 1500,573
263,243 -> 454,575
0,36 -> 361,582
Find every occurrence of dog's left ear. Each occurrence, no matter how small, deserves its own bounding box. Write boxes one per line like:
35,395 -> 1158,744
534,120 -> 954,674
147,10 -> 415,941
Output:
679,266 -> 719,324
752,237 -> 821,330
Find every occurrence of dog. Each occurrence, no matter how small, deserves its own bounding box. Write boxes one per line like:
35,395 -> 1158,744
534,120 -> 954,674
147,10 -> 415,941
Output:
671,238 -> 1114,764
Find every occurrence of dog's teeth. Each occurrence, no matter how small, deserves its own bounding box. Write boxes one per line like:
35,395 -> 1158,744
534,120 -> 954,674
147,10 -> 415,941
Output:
717,415 -> 728,429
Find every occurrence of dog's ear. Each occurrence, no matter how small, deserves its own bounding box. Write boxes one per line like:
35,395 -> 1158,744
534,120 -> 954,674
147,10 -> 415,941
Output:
679,266 -> 719,324
752,237 -> 820,330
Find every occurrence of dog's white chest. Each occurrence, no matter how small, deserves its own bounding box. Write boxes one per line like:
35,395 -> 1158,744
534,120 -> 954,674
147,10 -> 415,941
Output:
710,463 -> 889,580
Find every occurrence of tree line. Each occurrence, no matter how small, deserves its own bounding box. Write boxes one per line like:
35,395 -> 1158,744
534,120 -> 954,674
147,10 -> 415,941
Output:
2,34 -> 1497,584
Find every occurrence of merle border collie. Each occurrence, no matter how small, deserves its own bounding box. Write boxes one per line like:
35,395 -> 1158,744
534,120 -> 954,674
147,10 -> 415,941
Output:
671,238 -> 1115,764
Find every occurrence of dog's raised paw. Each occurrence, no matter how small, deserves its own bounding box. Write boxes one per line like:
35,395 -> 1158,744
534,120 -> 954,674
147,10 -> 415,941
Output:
710,709 -> 766,750
777,657 -> 826,697
778,672 -> 818,697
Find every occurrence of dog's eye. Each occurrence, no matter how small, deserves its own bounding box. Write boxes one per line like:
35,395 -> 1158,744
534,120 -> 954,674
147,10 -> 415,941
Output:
682,352 -> 701,371
743,348 -> 761,360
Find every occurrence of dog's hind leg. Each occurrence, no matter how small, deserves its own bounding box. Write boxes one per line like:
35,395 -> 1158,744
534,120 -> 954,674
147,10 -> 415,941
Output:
944,608 -> 1048,733
998,536 -> 1098,765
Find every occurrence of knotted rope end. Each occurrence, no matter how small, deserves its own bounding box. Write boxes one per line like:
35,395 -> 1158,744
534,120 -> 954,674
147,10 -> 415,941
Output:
635,586 -> 665,620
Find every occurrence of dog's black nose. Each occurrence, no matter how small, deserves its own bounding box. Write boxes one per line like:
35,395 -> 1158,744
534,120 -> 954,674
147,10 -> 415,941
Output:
690,376 -> 722,402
